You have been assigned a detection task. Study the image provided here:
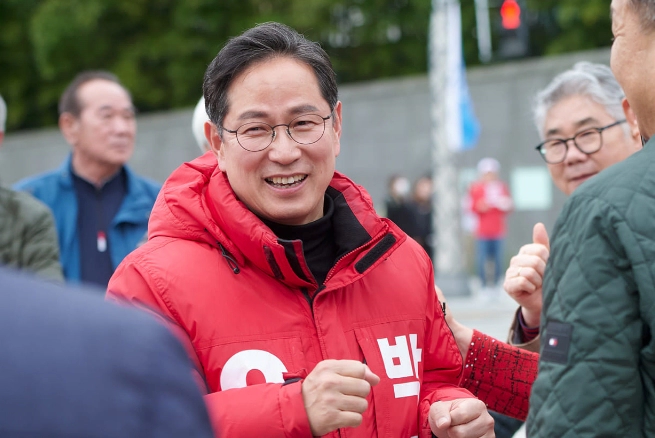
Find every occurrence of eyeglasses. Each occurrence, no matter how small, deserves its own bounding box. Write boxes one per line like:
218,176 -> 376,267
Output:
535,119 -> 627,164
221,113 -> 332,152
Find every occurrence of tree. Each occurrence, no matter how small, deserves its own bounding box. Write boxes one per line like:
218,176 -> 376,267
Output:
0,0 -> 614,131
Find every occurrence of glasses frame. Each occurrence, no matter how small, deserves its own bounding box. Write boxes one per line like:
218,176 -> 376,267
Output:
535,119 -> 627,164
221,113 -> 333,152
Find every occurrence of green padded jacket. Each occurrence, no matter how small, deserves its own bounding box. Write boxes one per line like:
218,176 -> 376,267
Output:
528,139 -> 655,437
0,186 -> 63,281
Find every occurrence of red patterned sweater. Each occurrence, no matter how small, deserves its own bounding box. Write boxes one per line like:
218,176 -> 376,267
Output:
459,329 -> 539,421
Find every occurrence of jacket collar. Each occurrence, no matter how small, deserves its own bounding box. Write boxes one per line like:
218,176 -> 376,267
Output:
58,153 -> 152,225
151,154 -> 402,290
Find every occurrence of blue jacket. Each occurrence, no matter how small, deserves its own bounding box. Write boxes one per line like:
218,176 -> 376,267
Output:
14,155 -> 160,282
0,266 -> 214,437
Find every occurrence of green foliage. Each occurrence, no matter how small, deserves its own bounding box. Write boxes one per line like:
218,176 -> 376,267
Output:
0,0 -> 614,131
525,0 -> 612,55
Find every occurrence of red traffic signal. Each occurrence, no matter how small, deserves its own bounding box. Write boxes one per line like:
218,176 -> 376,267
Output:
500,0 -> 521,30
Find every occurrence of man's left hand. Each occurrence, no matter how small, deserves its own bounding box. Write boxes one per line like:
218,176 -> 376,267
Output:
429,398 -> 495,437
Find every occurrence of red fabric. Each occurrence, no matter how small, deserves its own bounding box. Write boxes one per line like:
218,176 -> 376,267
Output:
459,329 -> 538,421
107,153 -> 474,438
468,180 -> 513,239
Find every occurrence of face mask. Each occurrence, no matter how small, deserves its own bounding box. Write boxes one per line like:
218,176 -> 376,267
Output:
393,178 -> 411,198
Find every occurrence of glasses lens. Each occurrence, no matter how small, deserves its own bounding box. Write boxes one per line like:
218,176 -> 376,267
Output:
541,140 -> 567,163
236,122 -> 273,151
574,130 -> 602,153
288,114 -> 327,144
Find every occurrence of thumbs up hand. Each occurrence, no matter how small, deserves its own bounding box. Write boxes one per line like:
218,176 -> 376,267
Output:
502,223 -> 550,328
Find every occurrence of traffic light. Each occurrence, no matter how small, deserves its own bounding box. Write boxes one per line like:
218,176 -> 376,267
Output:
500,0 -> 521,30
497,0 -> 529,59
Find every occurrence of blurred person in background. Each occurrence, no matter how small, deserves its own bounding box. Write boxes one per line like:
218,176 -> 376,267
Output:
14,71 -> 160,288
384,173 -> 416,235
108,22 -> 493,438
409,175 -> 434,260
192,96 -> 212,154
0,266 -> 213,437
468,157 -> 513,298
528,0 -> 655,434
503,62 -> 641,353
0,94 -> 62,281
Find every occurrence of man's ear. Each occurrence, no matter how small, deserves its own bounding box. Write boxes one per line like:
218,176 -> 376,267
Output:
205,121 -> 227,171
622,98 -> 642,146
59,113 -> 79,147
331,101 -> 343,158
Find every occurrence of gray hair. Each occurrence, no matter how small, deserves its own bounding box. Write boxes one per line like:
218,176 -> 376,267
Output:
629,0 -> 655,30
203,22 -> 338,132
532,62 -> 627,139
0,94 -> 6,132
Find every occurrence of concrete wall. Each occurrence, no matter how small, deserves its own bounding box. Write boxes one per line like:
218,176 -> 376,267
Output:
0,48 -> 612,270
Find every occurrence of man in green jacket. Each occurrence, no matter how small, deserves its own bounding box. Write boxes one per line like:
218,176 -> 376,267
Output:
528,0 -> 655,435
0,94 -> 63,281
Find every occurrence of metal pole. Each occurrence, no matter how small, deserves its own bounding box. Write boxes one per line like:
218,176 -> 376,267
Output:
429,0 -> 470,296
474,0 -> 492,63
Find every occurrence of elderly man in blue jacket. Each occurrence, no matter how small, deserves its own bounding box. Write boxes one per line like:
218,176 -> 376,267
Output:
15,70 -> 160,287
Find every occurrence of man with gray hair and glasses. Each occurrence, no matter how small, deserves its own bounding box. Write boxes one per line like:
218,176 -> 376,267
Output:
501,61 -> 641,354
436,61 -> 643,436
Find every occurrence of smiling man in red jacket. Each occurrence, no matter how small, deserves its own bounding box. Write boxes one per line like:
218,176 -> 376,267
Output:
107,22 -> 493,438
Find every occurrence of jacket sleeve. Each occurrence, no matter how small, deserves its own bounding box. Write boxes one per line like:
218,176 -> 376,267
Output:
418,268 -> 477,436
460,329 -> 537,421
19,194 -> 63,282
506,307 -> 540,353
107,258 -> 313,438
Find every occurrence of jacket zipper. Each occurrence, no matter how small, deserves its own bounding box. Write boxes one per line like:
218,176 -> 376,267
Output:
301,284 -> 326,320
323,231 -> 389,283
301,283 -> 342,438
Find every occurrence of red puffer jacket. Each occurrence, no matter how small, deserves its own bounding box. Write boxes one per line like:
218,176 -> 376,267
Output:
107,154 -> 474,437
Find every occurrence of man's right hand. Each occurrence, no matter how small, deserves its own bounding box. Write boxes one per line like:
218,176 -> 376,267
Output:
302,359 -> 380,436
503,222 -> 550,328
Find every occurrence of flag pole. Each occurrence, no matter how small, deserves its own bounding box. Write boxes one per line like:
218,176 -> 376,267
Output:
429,0 -> 471,296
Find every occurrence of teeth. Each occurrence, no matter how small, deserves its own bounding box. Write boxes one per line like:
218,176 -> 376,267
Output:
269,175 -> 306,185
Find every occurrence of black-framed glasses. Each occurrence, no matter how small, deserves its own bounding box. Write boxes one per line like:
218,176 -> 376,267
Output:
535,119 -> 627,164
221,113 -> 332,152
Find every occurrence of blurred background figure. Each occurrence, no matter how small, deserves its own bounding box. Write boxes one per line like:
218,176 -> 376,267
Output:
14,71 -> 160,288
469,157 -> 513,297
384,173 -> 415,235
0,266 -> 213,437
0,94 -> 63,281
409,175 -> 434,260
192,96 -> 211,154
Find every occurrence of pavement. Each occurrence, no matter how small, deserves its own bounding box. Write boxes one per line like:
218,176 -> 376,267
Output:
443,279 -> 519,341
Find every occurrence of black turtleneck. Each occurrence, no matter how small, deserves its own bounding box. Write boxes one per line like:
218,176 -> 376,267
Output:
261,195 -> 337,285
